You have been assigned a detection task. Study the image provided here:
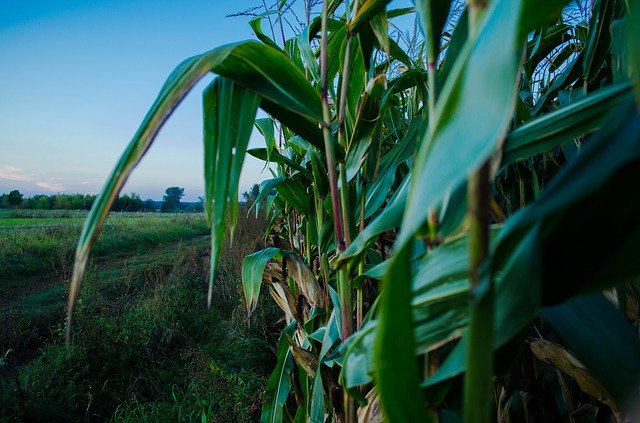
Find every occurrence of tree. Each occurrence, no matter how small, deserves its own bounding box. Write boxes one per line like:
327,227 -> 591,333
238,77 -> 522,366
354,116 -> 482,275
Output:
7,190 -> 23,207
242,183 -> 260,203
142,198 -> 157,212
160,186 -> 184,212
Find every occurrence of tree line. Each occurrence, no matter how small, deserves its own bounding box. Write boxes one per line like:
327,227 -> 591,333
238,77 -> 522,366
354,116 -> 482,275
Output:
0,187 -> 204,213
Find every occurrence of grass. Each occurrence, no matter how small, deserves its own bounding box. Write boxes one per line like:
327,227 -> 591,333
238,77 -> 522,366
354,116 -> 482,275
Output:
0,212 -> 209,288
0,207 -> 279,422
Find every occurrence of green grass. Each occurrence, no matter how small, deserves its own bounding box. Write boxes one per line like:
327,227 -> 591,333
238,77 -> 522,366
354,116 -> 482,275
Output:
0,212 -> 209,288
0,208 -> 278,422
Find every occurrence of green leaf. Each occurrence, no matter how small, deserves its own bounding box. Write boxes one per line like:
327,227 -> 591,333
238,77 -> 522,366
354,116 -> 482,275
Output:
275,178 -> 311,214
252,177 -> 285,215
414,0 -> 452,62
374,244 -> 432,422
369,9 -> 390,54
310,310 -> 340,423
628,0 -> 640,104
339,175 -> 409,262
341,321 -> 377,388
262,322 -> 296,423
582,0 -> 616,84
298,26 -> 320,84
247,148 -> 308,173
242,247 -> 284,315
540,294 -> 640,412
350,0 -> 393,35
250,17 -> 282,51
496,100 -> 640,305
202,77 -> 261,308
502,83 -> 634,165
398,0 -> 527,249
255,117 -> 277,160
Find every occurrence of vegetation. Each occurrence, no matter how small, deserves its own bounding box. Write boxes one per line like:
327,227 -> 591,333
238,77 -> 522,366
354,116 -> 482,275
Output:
161,187 -> 186,213
63,0 -> 640,422
0,188 -> 204,213
1,208 -> 277,422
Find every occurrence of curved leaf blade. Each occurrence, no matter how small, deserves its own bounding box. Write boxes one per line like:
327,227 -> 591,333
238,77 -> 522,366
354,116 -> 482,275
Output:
242,247 -> 284,314
204,77 -> 261,307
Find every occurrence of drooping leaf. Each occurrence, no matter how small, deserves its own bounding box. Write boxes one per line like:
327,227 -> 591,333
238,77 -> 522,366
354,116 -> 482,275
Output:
275,178 -> 311,214
528,338 -> 619,417
250,17 -> 282,51
298,26 -> 321,83
255,117 -> 278,159
247,148 -> 308,173
350,0 -> 393,36
286,253 -> 324,308
251,177 -> 285,215
202,78 -> 261,307
242,247 -> 284,314
262,322 -> 296,423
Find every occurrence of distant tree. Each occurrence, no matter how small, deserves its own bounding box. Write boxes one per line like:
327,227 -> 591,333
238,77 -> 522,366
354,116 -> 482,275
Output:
190,196 -> 204,213
114,193 -> 143,212
161,187 -> 184,212
7,190 -> 24,207
242,183 -> 260,203
142,198 -> 157,212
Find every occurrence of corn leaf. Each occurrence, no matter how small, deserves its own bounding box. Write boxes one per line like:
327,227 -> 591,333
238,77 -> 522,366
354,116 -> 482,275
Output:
628,0 -> 640,104
350,0 -> 393,35
262,322 -> 296,423
242,247 -> 284,315
203,77 -> 260,307
502,83 -> 633,165
374,244 -> 432,422
398,0 -> 526,249
540,294 -> 640,413
495,100 -> 640,306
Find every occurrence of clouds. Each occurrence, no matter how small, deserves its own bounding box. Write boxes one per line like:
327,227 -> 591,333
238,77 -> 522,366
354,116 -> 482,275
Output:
0,165 -> 33,181
0,164 -> 68,192
35,181 -> 67,192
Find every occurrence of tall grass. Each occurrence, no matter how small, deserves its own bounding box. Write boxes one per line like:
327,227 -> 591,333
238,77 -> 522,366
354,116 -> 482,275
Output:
1,208 -> 278,422
0,213 -> 208,284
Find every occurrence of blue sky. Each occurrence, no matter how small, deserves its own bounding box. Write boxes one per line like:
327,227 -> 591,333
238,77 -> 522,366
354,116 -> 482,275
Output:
0,0 -> 413,201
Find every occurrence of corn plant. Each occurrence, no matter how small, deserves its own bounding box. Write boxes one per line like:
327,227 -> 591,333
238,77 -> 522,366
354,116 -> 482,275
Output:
67,0 -> 640,421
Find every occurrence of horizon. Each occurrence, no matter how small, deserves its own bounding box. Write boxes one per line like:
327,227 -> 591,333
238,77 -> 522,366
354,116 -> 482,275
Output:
0,1 -> 276,202
1,1 -> 412,202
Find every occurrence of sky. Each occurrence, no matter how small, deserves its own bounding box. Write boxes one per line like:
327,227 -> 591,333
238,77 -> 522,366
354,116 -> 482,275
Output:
0,0 -> 413,201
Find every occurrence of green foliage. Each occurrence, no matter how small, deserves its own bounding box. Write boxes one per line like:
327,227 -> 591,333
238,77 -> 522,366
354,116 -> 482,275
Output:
7,189 -> 23,207
161,186 -> 185,212
1,209 -> 276,422
67,1 -> 640,422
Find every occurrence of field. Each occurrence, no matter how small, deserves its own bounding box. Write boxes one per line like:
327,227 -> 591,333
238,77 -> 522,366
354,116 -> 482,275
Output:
0,209 -> 278,422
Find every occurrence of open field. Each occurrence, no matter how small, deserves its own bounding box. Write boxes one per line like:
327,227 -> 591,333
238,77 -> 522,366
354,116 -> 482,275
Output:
0,209 -> 278,422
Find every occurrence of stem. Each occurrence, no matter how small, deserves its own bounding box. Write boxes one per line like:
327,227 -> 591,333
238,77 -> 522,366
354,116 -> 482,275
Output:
339,164 -> 352,245
464,163 -> 493,422
463,4 -> 493,421
320,0 -> 346,254
356,176 -> 365,330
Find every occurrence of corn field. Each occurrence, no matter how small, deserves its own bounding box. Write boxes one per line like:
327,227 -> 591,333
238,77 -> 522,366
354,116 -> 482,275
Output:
66,0 -> 640,421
